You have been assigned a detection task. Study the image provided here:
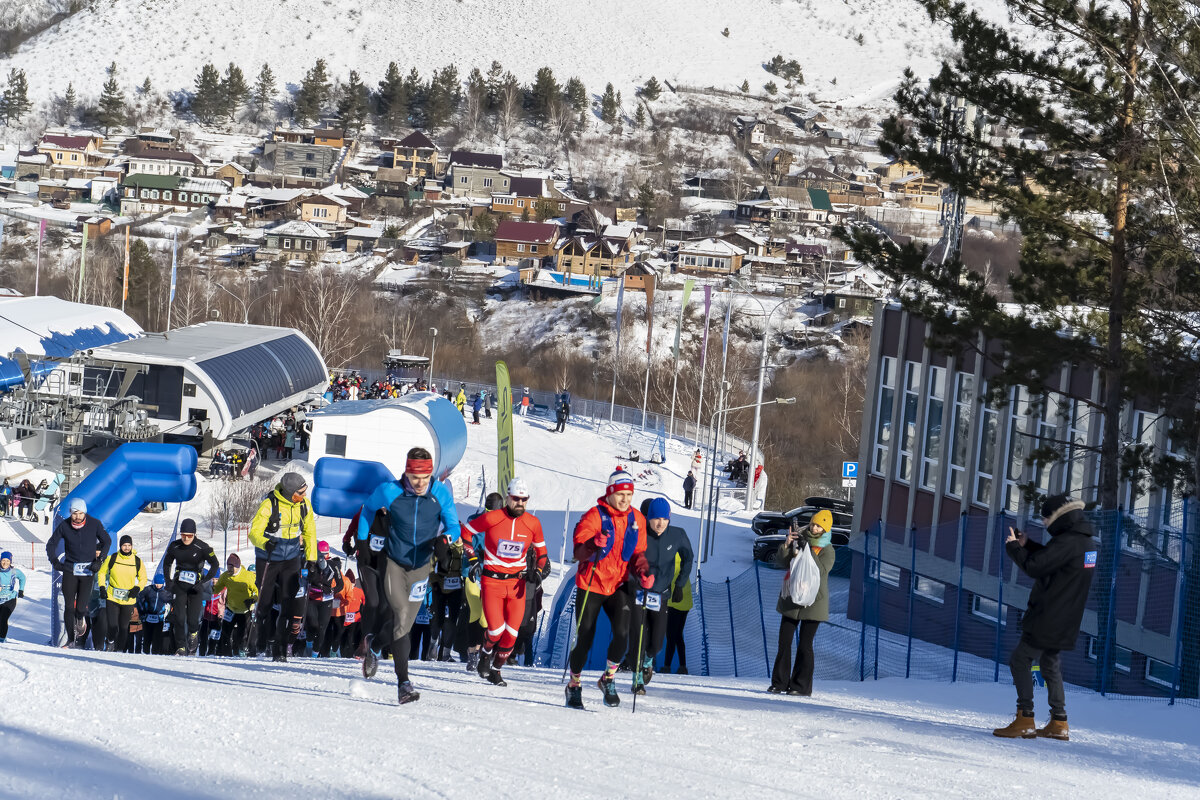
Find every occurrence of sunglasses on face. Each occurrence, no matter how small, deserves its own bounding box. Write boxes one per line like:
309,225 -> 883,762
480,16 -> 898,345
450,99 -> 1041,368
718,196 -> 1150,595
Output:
509,496 -> 529,503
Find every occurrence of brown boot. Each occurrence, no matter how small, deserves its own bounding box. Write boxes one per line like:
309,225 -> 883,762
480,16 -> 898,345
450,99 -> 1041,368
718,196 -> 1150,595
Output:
992,710 -> 1037,738
1036,718 -> 1069,741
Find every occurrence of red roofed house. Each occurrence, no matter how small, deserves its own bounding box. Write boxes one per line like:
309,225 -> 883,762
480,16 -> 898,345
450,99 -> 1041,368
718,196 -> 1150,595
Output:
494,220 -> 559,265
37,132 -> 106,171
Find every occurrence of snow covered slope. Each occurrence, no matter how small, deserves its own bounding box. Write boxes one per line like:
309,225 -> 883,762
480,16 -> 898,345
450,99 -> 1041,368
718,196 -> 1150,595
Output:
2,0 -> 1008,106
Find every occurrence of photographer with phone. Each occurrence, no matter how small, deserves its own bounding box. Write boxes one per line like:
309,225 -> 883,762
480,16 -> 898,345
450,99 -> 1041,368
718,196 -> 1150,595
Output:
769,510 -> 835,696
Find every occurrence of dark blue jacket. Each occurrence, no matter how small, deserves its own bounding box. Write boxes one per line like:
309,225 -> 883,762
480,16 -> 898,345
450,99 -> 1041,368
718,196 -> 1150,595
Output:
357,478 -> 459,570
137,585 -> 174,621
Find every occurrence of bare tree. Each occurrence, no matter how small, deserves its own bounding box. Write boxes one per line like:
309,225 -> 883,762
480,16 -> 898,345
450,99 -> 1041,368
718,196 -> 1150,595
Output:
290,266 -> 368,367
498,78 -> 522,144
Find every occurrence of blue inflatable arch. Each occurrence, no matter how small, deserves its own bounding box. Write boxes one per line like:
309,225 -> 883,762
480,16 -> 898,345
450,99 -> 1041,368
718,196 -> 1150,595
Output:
312,457 -> 396,520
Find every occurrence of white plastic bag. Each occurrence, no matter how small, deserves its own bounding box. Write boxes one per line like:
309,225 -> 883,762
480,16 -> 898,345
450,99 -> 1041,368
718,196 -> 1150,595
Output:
783,542 -> 821,607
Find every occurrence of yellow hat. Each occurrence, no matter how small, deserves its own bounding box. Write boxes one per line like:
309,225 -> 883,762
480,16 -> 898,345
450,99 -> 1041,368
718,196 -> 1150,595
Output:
811,509 -> 833,533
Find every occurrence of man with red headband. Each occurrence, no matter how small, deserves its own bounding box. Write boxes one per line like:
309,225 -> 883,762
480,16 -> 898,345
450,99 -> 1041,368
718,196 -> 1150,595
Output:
356,446 -> 460,705
565,467 -> 653,709
460,477 -> 549,687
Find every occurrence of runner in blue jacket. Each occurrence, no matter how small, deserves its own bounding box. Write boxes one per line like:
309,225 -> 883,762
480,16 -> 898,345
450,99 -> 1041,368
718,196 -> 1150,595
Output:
0,551 -> 27,643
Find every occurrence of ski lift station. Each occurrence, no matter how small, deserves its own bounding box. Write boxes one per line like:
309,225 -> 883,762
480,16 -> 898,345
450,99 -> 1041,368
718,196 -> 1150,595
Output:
306,394 -> 468,480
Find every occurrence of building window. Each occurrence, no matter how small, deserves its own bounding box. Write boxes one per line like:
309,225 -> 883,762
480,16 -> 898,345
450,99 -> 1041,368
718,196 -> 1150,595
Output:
975,392 -> 998,506
286,150 -> 295,160
1067,399 -> 1093,499
283,239 -> 292,249
868,558 -> 901,587
517,243 -> 525,252
559,203 -> 566,211
71,153 -> 78,161
838,298 -> 846,309
530,244 -> 538,253
1086,636 -> 1131,673
920,365 -> 946,490
872,356 -> 896,475
460,176 -> 468,184
306,152 -> 315,161
1003,387 -> 1032,513
970,594 -> 1005,626
913,575 -> 945,603
1145,657 -> 1176,689
947,373 -> 974,498
305,239 -> 313,251
140,189 -> 149,199
897,361 -> 921,483
163,191 -> 172,201
314,207 -> 327,218
483,177 -> 493,187
325,433 -> 347,457
182,383 -> 196,397
1034,393 -> 1065,495
497,197 -> 512,205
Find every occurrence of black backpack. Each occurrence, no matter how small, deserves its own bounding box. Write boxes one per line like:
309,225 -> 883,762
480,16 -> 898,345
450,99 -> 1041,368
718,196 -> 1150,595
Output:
104,552 -> 142,588
265,493 -> 309,534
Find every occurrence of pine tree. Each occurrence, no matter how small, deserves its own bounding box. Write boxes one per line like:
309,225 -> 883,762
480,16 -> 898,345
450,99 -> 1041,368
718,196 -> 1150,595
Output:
836,0 -> 1200,696
484,60 -> 505,111
632,104 -> 645,128
637,181 -> 656,221
58,82 -> 77,125
739,79 -> 750,93
375,62 -> 409,134
530,66 -> 560,123
641,76 -> 661,101
251,63 -> 276,123
403,67 -> 423,122
294,58 -> 331,125
764,81 -> 777,95
140,77 -> 152,95
222,63 -> 250,121
191,63 -> 223,123
564,76 -> 587,112
97,63 -> 126,134
337,70 -> 370,135
1,68 -> 31,125
600,83 -> 618,124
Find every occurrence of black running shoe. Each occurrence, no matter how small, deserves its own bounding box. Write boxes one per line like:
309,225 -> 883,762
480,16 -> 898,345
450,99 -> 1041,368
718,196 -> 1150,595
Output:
597,675 -> 620,707
397,681 -> 420,705
476,649 -> 494,680
565,684 -> 584,709
485,668 -> 507,687
362,647 -> 378,679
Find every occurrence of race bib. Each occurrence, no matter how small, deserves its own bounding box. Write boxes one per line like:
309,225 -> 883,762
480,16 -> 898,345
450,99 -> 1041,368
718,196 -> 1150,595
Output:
369,535 -> 385,552
73,563 -> 92,576
408,579 -> 428,602
162,621 -> 171,632
344,612 -> 357,624
146,614 -> 160,624
223,609 -> 234,622
636,590 -> 663,611
442,576 -> 462,590
178,570 -> 197,585
322,590 -> 333,602
496,539 -> 524,559
209,628 -> 222,640
111,587 -> 129,601
295,584 -> 305,598
415,608 -> 432,625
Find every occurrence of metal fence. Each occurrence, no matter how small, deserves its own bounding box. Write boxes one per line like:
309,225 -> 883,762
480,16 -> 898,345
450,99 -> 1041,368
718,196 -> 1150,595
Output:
539,507 -> 1199,706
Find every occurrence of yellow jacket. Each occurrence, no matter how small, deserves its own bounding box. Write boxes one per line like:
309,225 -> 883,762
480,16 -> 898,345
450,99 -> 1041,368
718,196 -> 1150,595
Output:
668,552 -> 694,611
214,568 -> 259,614
248,488 -> 317,562
98,549 -> 148,606
455,390 -> 467,410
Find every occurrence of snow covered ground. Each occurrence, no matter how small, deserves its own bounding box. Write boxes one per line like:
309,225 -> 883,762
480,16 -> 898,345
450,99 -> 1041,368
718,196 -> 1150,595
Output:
2,0 -> 1009,105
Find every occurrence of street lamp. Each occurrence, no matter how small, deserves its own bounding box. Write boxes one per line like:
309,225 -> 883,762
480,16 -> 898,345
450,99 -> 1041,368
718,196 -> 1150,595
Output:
213,282 -> 274,325
730,277 -> 795,512
700,395 -> 796,563
428,327 -> 438,388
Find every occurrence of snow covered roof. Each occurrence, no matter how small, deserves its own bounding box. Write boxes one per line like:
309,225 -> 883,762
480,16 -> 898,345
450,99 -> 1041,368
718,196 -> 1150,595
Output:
217,161 -> 250,174
305,193 -> 349,207
679,238 -> 746,257
346,227 -> 383,238
270,220 -> 330,238
0,295 -> 142,389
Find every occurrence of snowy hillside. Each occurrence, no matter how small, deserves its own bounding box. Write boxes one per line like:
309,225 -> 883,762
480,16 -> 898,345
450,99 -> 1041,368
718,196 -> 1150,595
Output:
2,0 -> 1009,107
0,0 -> 74,34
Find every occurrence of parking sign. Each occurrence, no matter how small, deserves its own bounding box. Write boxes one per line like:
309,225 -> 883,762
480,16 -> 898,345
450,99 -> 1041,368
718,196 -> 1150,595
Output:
842,461 -> 858,479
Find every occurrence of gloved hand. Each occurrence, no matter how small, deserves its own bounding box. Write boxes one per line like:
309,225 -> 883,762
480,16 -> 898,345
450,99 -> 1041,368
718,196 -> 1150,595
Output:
305,561 -> 316,576
52,554 -> 64,572
638,572 -> 654,591
671,585 -> 683,604
89,558 -> 102,573
526,567 -> 543,587
17,590 -> 23,598
593,532 -> 609,549
468,560 -> 482,582
264,536 -> 278,555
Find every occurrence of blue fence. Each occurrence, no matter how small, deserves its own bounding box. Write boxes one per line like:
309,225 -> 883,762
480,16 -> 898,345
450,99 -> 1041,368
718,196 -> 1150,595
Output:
540,506 -> 1199,706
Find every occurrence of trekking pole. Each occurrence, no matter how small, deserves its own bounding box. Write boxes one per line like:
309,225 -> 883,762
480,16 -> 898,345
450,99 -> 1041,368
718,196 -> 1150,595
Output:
632,590 -> 649,714
561,560 -> 597,684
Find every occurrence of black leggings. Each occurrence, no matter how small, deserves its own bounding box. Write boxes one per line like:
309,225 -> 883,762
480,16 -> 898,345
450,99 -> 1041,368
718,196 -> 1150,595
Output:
61,571 -> 92,643
629,603 -> 669,665
430,588 -> 462,649
568,585 -> 632,675
254,558 -> 303,648
663,607 -> 690,671
171,591 -> 205,647
219,612 -> 250,655
305,600 -> 333,655
105,603 -> 134,651
0,598 -> 15,639
772,618 -> 820,694
357,561 -> 392,649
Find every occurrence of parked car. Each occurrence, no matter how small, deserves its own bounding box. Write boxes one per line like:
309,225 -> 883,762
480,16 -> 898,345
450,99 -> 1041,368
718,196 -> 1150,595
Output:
753,527 -> 851,567
750,504 -> 852,537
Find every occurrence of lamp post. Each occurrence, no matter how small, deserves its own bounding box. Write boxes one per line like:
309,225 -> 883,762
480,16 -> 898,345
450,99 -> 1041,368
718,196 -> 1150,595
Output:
213,282 -> 273,324
700,395 -> 796,563
730,278 -> 795,512
428,327 -> 438,389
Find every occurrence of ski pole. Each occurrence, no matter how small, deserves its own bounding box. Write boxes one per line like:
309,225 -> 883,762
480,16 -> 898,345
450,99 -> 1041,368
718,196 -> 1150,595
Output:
632,589 -> 649,714
561,558 -> 597,684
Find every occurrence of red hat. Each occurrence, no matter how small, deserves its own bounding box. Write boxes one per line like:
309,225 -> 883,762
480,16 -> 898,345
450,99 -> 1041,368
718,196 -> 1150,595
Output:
606,468 -> 635,495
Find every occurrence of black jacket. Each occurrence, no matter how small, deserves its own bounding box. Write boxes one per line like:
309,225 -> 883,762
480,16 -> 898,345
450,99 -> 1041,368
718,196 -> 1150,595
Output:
1007,510 -> 1098,650
46,516 -> 112,570
682,474 -> 696,492
162,538 -> 220,594
308,556 -> 345,598
137,585 -> 173,619
640,524 -> 694,597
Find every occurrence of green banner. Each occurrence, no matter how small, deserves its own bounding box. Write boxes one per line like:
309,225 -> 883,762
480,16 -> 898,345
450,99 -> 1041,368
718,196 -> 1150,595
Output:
673,278 -> 695,359
495,360 -> 515,493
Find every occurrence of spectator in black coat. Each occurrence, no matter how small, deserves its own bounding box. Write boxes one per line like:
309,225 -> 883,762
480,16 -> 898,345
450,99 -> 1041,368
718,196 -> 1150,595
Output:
682,471 -> 696,510
993,494 -> 1098,741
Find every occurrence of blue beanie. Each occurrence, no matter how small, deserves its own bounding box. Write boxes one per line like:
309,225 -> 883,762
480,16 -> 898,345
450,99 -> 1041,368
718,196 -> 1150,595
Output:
646,497 -> 671,521
0,551 -> 12,563
153,571 -> 165,584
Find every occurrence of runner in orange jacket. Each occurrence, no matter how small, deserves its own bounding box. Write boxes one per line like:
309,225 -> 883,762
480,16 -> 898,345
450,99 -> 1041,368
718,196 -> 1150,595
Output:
564,467 -> 652,710
461,477 -> 549,686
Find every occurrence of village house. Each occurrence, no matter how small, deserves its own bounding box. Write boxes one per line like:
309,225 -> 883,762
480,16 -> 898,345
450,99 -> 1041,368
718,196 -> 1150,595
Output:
262,220 -> 329,262
489,176 -> 569,219
677,238 -> 746,275
794,165 -> 851,195
720,229 -> 785,258
345,226 -> 384,254
621,261 -> 659,291
121,145 -> 205,177
556,232 -> 634,277
391,130 -> 442,178
119,174 -> 229,215
494,219 -> 558,264
37,132 -> 106,170
445,150 -> 507,197
300,192 -> 349,229
888,173 -> 943,207
212,162 -> 250,188
264,126 -> 346,180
